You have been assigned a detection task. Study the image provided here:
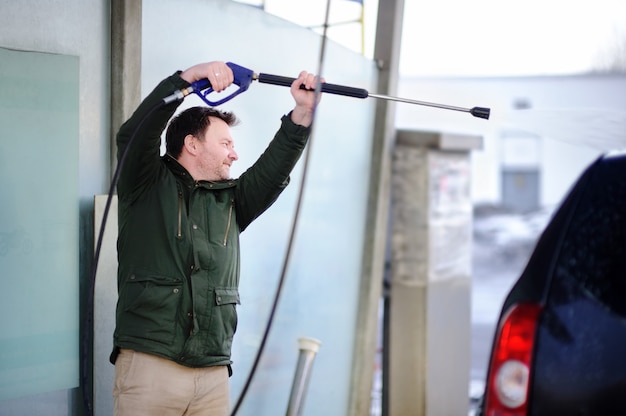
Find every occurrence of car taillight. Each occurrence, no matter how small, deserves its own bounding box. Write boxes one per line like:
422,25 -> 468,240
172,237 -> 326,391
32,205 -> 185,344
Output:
484,303 -> 542,416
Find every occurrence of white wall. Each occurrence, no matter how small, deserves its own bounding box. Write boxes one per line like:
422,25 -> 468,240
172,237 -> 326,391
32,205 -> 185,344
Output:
395,74 -> 626,207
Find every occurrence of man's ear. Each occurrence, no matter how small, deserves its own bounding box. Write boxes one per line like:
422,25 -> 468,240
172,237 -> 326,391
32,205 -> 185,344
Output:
183,134 -> 198,155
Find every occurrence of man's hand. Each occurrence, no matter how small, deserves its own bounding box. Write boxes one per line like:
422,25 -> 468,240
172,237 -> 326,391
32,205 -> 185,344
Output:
290,71 -> 324,128
180,62 -> 234,93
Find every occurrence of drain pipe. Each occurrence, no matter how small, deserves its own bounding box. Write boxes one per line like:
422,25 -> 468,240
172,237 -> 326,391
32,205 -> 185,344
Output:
286,337 -> 322,416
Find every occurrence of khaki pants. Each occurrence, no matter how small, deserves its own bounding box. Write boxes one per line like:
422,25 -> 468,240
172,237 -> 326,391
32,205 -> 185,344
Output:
113,349 -> 230,416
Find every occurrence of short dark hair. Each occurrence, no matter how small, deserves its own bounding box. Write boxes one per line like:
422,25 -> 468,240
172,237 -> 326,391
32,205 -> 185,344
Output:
165,106 -> 239,158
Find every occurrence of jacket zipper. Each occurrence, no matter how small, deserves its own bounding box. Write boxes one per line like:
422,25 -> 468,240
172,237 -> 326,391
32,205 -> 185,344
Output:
223,199 -> 234,246
177,184 -> 183,238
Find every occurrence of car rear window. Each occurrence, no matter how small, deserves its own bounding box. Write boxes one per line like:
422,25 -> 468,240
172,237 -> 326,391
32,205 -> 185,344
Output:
555,156 -> 626,318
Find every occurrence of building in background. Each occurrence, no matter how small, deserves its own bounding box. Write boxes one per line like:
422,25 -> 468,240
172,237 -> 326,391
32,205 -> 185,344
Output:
395,73 -> 626,211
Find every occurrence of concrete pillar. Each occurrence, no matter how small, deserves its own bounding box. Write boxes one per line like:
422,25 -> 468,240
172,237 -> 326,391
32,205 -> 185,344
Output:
348,0 -> 404,414
389,130 -> 482,416
110,0 -> 142,177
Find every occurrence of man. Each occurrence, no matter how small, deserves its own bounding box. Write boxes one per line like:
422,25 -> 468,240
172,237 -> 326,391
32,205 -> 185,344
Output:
111,61 -> 322,415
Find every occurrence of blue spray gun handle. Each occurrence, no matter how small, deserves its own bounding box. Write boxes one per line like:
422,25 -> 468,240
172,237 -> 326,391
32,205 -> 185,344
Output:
189,62 -> 255,106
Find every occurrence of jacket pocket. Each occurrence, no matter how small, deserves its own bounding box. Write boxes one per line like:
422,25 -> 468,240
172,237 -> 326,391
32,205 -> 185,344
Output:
118,272 -> 183,344
206,288 -> 240,354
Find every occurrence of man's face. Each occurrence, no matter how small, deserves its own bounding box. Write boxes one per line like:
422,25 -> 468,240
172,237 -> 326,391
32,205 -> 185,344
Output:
196,116 -> 238,181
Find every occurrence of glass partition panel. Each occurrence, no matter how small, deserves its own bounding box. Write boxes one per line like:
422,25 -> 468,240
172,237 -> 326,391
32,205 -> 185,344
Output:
0,48 -> 79,401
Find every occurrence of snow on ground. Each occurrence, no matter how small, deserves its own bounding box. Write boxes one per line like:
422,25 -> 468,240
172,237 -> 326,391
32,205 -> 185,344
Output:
471,204 -> 554,324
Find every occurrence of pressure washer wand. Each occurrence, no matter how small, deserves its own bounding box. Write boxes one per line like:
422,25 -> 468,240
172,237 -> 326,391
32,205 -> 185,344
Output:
176,62 -> 490,120
255,72 -> 491,120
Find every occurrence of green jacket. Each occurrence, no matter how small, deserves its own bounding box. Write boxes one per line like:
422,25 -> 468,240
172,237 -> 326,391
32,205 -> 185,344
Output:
111,72 -> 310,369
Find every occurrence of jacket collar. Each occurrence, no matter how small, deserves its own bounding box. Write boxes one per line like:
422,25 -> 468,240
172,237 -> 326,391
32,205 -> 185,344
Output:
162,153 -> 237,190
163,153 -> 195,187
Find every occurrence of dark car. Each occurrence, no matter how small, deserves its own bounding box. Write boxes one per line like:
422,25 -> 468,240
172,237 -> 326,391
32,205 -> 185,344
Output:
478,151 -> 626,415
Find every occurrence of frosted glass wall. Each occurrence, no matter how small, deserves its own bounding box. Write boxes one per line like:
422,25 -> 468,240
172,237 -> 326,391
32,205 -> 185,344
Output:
0,48 -> 80,401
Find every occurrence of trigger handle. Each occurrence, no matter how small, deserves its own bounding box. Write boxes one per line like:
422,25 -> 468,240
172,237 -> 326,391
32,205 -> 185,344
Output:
189,62 -> 256,107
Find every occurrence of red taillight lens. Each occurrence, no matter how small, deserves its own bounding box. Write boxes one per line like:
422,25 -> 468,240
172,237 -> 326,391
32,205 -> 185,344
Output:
484,303 -> 542,416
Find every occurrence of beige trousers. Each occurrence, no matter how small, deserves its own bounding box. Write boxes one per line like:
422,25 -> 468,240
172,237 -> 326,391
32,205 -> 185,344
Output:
113,349 -> 230,416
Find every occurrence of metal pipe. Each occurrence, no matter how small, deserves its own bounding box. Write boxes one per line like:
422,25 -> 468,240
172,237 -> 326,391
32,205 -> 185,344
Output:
368,93 -> 491,119
286,337 -> 322,416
